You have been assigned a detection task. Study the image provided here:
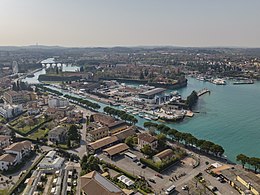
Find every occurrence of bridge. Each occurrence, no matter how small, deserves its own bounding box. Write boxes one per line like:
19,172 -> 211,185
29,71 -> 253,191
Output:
197,88 -> 210,97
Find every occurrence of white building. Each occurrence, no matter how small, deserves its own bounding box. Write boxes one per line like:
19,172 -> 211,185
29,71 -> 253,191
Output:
0,154 -> 18,171
4,141 -> 32,163
48,97 -> 69,108
0,135 -> 11,149
38,150 -> 65,169
0,141 -> 32,171
0,103 -> 23,119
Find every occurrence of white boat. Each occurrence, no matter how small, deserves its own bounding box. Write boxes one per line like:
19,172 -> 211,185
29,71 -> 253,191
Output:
212,78 -> 226,85
144,115 -> 151,120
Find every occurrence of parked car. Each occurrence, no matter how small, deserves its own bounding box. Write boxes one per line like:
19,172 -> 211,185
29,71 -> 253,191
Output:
155,174 -> 163,179
141,164 -> 146,169
137,162 -> 142,166
148,178 -> 156,183
182,185 -> 188,190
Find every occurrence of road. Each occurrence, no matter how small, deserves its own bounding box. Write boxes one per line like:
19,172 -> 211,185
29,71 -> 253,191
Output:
67,106 -> 94,158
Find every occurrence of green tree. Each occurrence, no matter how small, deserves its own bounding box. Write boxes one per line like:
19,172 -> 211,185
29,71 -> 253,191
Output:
248,157 -> 260,173
156,133 -> 167,148
236,154 -> 249,168
125,136 -> 134,148
141,144 -> 154,157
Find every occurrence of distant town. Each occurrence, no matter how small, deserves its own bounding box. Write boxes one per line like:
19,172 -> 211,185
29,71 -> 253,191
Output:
0,46 -> 259,195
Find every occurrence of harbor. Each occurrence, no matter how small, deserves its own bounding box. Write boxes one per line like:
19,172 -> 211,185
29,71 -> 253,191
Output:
24,71 -> 260,162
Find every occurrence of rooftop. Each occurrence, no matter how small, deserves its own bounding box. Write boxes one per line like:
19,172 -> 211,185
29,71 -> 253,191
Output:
138,133 -> 157,143
0,135 -> 11,142
4,140 -> 32,152
88,136 -> 118,150
0,153 -> 16,163
154,149 -> 174,160
140,88 -> 166,96
103,143 -> 129,156
81,171 -> 125,195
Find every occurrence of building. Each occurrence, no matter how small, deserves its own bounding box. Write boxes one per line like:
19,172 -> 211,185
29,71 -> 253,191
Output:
91,113 -> 116,126
48,97 -> 69,108
139,88 -> 166,104
38,151 -> 65,170
0,141 -> 32,170
4,140 -> 32,163
0,135 -> 11,150
114,126 -> 136,141
0,103 -> 23,119
103,143 -> 129,158
48,126 -> 68,144
108,121 -> 128,134
87,126 -> 109,141
138,133 -> 158,150
4,90 -> 25,104
66,110 -> 83,124
81,171 -> 125,195
0,153 -> 17,171
88,136 -> 118,152
237,173 -> 260,195
153,149 -> 174,163
220,168 -> 260,195
12,61 -> 19,74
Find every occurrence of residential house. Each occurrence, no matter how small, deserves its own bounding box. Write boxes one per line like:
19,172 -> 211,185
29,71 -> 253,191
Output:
0,135 -> 11,150
48,126 -> 68,144
0,140 -> 32,170
48,97 -> 69,108
138,133 -> 158,150
0,153 -> 18,171
81,171 -> 125,195
66,110 -> 83,124
4,140 -> 32,163
0,103 -> 23,119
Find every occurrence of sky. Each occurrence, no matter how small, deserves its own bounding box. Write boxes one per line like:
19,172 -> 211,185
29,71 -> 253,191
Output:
0,0 -> 260,47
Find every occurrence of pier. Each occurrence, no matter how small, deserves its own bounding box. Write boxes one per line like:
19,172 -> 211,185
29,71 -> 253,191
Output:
197,88 -> 210,97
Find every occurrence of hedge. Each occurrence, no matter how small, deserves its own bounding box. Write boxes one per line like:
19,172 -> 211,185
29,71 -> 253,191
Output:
140,158 -> 179,173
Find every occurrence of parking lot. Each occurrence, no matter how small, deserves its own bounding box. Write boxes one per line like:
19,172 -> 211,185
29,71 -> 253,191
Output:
98,149 -> 240,195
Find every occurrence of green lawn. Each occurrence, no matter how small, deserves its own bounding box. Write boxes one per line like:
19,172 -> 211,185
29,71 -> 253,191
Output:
27,128 -> 49,140
10,116 -> 46,134
0,189 -> 9,195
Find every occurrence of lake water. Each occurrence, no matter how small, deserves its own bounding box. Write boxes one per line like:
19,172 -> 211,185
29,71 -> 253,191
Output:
30,70 -> 260,162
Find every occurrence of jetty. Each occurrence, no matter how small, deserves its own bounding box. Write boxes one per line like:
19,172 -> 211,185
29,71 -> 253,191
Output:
197,88 -> 210,97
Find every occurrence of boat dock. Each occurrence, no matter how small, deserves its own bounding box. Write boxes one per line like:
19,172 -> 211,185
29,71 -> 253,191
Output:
197,88 -> 210,97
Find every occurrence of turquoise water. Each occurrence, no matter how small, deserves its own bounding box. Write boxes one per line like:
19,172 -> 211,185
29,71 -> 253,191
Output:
38,73 -> 260,162
171,78 -> 260,162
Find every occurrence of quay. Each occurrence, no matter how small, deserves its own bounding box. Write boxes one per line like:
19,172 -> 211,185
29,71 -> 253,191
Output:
197,88 -> 210,97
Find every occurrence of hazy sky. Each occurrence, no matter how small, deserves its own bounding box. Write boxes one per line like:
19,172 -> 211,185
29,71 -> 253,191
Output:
0,0 -> 260,47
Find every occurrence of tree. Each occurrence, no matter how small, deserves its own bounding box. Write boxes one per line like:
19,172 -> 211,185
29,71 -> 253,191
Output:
156,133 -> 167,148
68,125 -> 81,142
248,157 -> 260,173
141,144 -> 154,157
236,154 -> 249,168
125,136 -> 134,148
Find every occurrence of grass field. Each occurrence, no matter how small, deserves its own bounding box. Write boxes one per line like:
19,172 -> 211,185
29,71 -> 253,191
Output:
27,128 -> 50,140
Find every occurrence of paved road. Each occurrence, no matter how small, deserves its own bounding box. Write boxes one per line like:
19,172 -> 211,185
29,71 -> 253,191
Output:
67,106 -> 94,158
